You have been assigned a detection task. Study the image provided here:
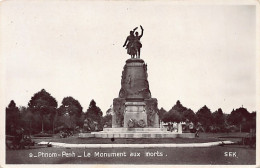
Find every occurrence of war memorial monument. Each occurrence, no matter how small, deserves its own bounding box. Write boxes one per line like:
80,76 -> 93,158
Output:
80,26 -> 195,139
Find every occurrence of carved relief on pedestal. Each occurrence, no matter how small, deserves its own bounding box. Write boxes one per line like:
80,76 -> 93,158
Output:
145,98 -> 159,127
119,88 -> 126,98
113,98 -> 126,127
119,59 -> 152,100
121,65 -> 127,86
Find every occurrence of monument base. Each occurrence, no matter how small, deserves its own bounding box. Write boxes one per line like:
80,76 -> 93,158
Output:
124,102 -> 147,127
79,128 -> 195,139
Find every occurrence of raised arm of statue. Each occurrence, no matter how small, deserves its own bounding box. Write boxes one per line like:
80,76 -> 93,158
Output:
133,27 -> 138,32
139,25 -> 144,38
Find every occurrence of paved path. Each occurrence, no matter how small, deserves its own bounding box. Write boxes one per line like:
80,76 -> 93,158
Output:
38,140 -> 234,148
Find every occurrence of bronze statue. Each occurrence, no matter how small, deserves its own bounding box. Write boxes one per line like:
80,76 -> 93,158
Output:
133,25 -> 143,58
123,25 -> 144,58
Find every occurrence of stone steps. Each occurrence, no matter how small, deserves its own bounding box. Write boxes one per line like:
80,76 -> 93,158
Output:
79,132 -> 195,139
92,131 -> 172,134
103,128 -> 168,132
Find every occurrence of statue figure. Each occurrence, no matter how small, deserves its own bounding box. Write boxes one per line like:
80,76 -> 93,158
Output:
123,25 -> 144,58
123,27 -> 138,58
133,25 -> 144,58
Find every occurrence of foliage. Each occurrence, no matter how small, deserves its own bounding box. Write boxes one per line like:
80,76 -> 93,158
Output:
103,113 -> 112,128
196,105 -> 213,132
249,111 -> 256,129
85,100 -> 103,130
162,101 -> 188,123
5,88 -> 257,134
19,106 -> 40,134
212,108 -> 224,125
55,115 -> 71,130
58,96 -> 83,130
158,108 -> 167,120
228,108 -> 255,132
6,100 -> 20,135
171,100 -> 187,113
183,109 -> 197,123
105,106 -> 113,116
83,118 -> 98,132
28,89 -> 58,133
162,110 -> 183,123
210,108 -> 226,132
59,97 -> 83,116
228,107 -> 250,125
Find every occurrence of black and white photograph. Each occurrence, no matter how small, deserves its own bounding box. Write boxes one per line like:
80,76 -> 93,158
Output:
0,0 -> 259,167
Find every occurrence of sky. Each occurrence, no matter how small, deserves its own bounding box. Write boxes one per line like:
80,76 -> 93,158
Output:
1,1 -> 257,114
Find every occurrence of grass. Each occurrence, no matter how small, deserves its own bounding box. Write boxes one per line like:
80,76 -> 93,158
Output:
32,132 -> 249,144
33,136 -> 219,144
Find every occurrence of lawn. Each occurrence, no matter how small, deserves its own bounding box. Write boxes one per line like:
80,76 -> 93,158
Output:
32,132 -> 249,144
33,136 -> 218,144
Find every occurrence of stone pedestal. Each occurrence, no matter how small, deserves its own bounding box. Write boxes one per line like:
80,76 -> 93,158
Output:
112,98 -> 125,128
112,58 -> 159,128
124,102 -> 147,128
145,98 -> 159,128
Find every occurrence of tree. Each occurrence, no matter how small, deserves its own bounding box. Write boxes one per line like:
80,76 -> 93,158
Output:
103,107 -> 112,128
28,89 -> 57,133
171,100 -> 187,113
162,100 -> 191,123
6,100 -> 20,135
248,111 -> 256,131
102,106 -> 113,128
161,112 -> 171,123
162,109 -> 183,123
212,108 -> 224,124
59,97 -> 83,116
19,107 -> 42,134
158,108 -> 167,121
105,105 -> 113,116
228,107 -> 250,125
196,105 -> 213,132
183,109 -> 197,123
228,107 -> 251,132
102,114 -> 112,127
212,108 -> 225,132
19,106 -> 34,135
58,96 -> 83,131
85,100 -> 103,130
